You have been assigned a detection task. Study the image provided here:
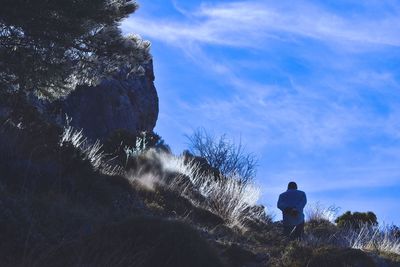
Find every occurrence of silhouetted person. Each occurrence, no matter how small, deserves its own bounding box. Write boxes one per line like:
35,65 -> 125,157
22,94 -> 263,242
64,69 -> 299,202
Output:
277,181 -> 307,240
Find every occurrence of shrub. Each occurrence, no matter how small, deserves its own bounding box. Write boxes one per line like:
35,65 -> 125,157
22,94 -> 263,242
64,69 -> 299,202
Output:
186,128 -> 257,185
303,219 -> 339,247
102,129 -> 170,168
389,225 -> 400,239
104,130 -> 169,154
335,211 -> 378,229
278,242 -> 313,267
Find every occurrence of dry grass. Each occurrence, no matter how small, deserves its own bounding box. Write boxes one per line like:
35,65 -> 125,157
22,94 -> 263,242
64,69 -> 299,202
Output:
344,224 -> 400,255
60,124 -> 267,229
60,124 -> 123,175
303,220 -> 400,256
303,203 -> 400,257
305,202 -> 340,223
127,150 -> 265,229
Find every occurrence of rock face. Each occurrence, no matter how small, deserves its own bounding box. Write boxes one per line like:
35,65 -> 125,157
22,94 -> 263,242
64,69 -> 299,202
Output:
45,61 -> 159,140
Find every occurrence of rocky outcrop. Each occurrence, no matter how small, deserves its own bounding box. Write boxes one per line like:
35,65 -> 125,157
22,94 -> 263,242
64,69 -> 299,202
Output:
41,60 -> 159,141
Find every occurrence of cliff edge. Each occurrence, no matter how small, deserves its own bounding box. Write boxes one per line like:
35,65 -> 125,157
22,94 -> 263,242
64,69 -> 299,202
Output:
41,60 -> 159,140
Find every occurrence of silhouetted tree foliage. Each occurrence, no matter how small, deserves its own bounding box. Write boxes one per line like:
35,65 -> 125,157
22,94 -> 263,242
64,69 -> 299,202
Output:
186,128 -> 257,184
0,0 -> 151,99
335,211 -> 378,229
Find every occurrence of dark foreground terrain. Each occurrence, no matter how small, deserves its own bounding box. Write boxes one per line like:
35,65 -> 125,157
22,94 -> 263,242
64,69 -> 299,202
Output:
1,92 -> 399,267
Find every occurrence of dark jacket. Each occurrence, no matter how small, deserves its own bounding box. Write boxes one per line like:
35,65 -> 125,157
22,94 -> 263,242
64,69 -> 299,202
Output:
277,189 -> 307,226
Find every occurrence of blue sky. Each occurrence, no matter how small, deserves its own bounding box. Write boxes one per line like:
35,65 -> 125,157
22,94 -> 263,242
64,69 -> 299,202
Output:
122,0 -> 400,225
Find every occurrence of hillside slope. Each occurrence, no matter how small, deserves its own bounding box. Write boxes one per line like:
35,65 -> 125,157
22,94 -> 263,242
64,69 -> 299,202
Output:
1,80 -> 400,267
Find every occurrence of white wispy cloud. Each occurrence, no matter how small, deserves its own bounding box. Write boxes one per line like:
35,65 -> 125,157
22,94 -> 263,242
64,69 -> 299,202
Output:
123,1 -> 400,147
124,0 -> 400,48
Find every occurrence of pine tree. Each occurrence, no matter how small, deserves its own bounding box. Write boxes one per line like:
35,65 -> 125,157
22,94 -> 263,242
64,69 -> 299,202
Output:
0,0 -> 151,99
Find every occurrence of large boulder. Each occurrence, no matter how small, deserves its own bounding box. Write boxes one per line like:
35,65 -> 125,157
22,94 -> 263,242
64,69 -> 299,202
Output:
39,60 -> 159,141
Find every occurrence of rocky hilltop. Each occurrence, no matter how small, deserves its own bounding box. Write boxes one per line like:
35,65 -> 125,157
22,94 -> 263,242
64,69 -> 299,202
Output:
36,60 -> 159,141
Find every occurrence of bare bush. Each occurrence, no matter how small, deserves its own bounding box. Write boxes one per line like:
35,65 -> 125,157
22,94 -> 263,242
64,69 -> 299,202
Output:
186,128 -> 257,185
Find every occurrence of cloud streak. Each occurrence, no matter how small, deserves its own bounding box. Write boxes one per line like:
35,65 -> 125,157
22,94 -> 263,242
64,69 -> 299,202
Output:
124,1 -> 400,49
123,0 -> 400,149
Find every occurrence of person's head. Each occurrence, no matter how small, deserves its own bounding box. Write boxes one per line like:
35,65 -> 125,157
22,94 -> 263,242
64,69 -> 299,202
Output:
287,181 -> 297,190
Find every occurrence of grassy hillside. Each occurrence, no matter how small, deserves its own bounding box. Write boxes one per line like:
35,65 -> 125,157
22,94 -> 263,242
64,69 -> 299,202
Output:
1,92 -> 399,267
